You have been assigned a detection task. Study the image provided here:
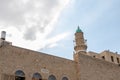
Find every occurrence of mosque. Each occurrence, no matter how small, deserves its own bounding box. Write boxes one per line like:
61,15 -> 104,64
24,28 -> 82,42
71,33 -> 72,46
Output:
0,27 -> 120,80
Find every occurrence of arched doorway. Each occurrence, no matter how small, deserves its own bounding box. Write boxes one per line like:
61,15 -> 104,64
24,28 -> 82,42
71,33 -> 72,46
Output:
15,70 -> 25,80
62,77 -> 68,80
32,72 -> 42,80
48,75 -> 56,80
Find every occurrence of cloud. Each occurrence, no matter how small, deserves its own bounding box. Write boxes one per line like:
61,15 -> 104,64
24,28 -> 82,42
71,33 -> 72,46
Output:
46,32 -> 70,47
23,27 -> 37,40
0,0 -> 70,39
0,0 -> 71,50
39,31 -> 70,50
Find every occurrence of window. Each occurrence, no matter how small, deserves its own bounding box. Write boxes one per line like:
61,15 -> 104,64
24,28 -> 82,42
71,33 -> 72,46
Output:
117,58 -> 119,63
48,75 -> 56,80
102,56 -> 105,60
62,77 -> 68,80
15,70 -> 25,80
32,72 -> 42,80
111,56 -> 114,62
93,56 -> 96,58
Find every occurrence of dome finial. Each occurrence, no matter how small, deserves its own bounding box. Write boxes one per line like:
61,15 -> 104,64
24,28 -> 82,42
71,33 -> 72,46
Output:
76,25 -> 82,33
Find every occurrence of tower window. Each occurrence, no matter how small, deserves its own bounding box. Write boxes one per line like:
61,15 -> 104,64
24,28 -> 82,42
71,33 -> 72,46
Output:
111,56 -> 114,62
117,58 -> 119,63
102,56 -> 105,60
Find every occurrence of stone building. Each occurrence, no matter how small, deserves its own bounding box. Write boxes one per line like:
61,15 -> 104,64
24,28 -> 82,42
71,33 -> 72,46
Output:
0,27 -> 120,80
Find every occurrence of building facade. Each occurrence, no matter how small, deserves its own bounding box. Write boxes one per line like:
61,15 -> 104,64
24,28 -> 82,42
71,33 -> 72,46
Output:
0,28 -> 120,80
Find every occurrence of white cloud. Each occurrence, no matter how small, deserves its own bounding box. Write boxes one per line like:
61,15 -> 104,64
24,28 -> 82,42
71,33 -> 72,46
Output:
0,0 -> 71,50
46,32 -> 70,48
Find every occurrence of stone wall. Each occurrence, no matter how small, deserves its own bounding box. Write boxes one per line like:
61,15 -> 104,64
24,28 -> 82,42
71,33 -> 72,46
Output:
0,45 -> 78,80
1,45 -> 120,80
78,53 -> 120,80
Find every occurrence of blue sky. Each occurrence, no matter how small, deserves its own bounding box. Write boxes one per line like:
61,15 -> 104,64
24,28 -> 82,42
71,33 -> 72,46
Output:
42,0 -> 120,59
0,0 -> 120,59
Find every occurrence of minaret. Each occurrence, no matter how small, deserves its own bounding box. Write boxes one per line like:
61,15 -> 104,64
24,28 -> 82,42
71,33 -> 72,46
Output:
73,26 -> 87,80
74,26 -> 87,53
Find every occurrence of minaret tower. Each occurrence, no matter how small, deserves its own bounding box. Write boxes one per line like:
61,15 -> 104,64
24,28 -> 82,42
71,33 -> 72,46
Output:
74,26 -> 87,53
74,26 -> 87,80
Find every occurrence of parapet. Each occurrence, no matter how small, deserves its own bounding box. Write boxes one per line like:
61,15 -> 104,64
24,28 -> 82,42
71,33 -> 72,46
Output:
87,50 -> 120,64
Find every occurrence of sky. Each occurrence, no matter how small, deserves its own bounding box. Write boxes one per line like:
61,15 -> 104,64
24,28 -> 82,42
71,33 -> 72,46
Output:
0,0 -> 120,59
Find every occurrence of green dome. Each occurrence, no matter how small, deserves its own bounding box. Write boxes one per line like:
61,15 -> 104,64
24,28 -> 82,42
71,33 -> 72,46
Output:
76,26 -> 82,33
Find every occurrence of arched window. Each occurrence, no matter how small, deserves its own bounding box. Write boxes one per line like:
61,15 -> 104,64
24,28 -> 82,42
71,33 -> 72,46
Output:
15,70 -> 25,80
62,77 -> 68,80
48,75 -> 56,80
32,72 -> 42,80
